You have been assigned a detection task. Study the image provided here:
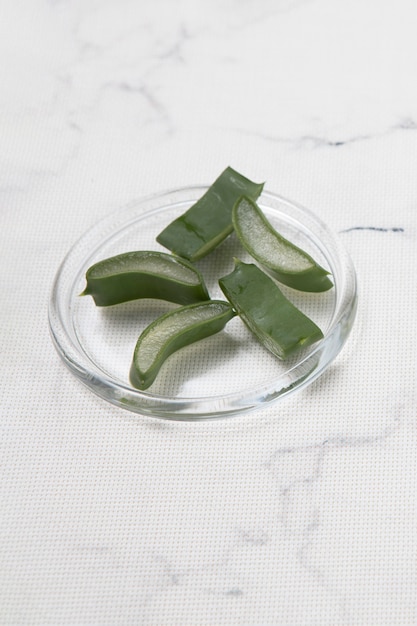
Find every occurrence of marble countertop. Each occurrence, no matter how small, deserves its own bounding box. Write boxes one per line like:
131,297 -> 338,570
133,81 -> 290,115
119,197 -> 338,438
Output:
1,0 -> 416,624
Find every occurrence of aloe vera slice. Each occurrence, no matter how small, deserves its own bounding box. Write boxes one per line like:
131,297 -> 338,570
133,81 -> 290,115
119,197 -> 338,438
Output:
219,260 -> 323,359
232,196 -> 333,292
130,300 -> 236,389
81,250 -> 209,306
156,167 -> 264,261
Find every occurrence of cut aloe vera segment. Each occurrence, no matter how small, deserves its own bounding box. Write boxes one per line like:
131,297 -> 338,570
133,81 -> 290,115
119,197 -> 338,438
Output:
81,250 -> 209,306
130,300 -> 235,389
156,167 -> 264,261
232,196 -> 333,292
219,260 -> 323,359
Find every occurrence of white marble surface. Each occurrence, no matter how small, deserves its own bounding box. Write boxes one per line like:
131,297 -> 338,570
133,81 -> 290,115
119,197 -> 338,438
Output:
1,0 -> 417,624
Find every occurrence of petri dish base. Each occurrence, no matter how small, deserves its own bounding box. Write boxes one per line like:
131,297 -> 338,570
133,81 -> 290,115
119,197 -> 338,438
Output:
48,187 -> 357,420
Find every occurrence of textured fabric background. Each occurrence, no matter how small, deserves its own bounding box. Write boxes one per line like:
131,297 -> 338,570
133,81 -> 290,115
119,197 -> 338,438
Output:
1,0 -> 417,624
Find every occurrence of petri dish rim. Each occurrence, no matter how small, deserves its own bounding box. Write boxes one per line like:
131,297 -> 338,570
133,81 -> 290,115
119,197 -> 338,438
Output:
48,186 -> 357,421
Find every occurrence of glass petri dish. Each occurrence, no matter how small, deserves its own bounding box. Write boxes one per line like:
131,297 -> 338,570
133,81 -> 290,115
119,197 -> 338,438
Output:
48,187 -> 357,420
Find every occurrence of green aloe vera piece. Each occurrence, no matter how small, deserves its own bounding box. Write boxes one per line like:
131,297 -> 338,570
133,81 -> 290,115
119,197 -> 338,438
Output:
130,300 -> 236,390
232,196 -> 333,292
81,250 -> 209,306
156,167 -> 264,261
219,260 -> 323,359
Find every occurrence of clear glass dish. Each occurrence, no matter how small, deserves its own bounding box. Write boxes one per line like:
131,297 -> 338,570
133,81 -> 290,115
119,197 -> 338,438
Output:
48,186 -> 357,421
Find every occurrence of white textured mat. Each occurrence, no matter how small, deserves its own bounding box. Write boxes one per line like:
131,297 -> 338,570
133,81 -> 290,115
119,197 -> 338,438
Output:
1,0 -> 417,624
